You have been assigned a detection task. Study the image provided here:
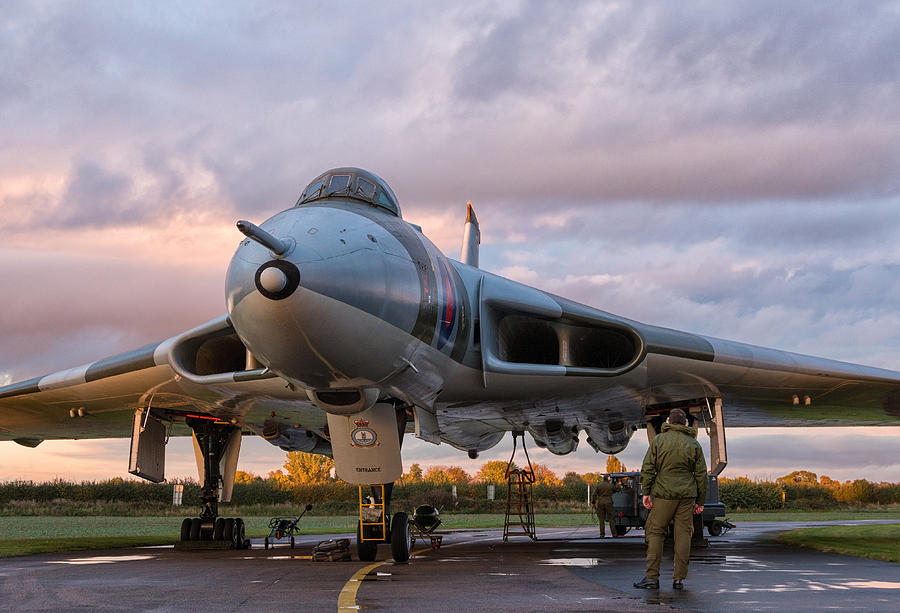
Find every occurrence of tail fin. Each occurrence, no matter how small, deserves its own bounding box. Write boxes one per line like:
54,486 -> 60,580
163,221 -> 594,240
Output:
459,201 -> 480,267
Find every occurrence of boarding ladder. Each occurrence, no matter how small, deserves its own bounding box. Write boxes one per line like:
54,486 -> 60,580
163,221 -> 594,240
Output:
358,485 -> 386,542
503,431 -> 537,542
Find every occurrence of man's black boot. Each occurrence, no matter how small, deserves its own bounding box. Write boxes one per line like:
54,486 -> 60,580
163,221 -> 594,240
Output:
673,580 -> 684,590
633,576 -> 659,589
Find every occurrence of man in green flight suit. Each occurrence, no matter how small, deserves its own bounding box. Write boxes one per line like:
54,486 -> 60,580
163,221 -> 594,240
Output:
593,475 -> 617,538
633,408 -> 707,591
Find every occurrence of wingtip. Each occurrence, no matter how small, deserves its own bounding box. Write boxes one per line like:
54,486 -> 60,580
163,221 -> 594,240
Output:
466,201 -> 478,224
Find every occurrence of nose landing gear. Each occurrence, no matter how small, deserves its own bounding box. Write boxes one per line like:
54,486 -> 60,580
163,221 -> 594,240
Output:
356,482 -> 413,563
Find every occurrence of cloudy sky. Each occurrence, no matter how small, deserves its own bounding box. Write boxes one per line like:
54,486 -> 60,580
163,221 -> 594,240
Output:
2,1 -> 900,484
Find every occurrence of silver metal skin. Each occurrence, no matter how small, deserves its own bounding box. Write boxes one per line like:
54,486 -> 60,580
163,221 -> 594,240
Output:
236,220 -> 291,256
2,167 -> 900,483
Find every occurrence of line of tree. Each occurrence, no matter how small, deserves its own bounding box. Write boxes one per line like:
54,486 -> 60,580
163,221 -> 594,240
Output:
2,454 -> 898,515
261,451 -> 630,487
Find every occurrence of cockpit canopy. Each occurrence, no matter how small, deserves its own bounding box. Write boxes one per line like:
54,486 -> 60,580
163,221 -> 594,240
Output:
296,167 -> 401,217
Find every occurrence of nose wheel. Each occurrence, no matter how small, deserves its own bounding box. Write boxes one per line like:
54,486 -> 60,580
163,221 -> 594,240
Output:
390,512 -> 412,562
357,521 -> 379,561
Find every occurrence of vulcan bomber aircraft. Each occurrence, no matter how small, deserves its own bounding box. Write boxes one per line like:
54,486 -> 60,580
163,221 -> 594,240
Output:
2,167 -> 900,561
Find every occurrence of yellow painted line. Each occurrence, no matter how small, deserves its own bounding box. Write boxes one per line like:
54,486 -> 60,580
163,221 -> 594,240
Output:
337,560 -> 383,611
337,548 -> 431,612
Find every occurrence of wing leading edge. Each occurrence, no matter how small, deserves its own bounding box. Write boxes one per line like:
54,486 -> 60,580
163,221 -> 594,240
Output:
0,315 -> 319,444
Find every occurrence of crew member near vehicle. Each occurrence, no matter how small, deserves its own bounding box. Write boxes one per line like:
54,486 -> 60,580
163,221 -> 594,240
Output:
593,474 -> 618,538
633,408 -> 707,591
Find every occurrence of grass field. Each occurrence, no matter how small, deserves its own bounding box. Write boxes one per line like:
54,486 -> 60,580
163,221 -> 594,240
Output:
0,516 -> 340,559
729,509 -> 900,521
0,514 -> 599,558
773,523 -> 900,563
2,510 -> 899,558
0,514 -> 598,538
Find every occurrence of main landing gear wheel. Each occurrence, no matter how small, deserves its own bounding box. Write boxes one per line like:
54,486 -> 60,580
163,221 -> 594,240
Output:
708,520 -> 724,537
357,522 -> 378,562
233,518 -> 246,549
177,515 -> 248,548
390,512 -> 412,563
214,518 -> 225,541
189,517 -> 202,541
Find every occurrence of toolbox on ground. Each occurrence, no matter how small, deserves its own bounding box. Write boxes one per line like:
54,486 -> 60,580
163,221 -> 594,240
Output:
312,538 -> 352,562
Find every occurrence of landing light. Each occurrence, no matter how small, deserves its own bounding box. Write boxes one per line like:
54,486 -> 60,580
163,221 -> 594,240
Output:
254,260 -> 301,300
259,267 -> 288,293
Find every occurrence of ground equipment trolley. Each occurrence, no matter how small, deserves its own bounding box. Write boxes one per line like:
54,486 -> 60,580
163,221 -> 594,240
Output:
264,504 -> 313,549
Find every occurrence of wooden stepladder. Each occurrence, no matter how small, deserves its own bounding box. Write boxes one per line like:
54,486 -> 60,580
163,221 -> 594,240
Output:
503,431 -> 537,543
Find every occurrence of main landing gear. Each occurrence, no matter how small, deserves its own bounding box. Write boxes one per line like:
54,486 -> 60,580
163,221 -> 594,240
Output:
180,516 -> 246,549
178,417 -> 249,549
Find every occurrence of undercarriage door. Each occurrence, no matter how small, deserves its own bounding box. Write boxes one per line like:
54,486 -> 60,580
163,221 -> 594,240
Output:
326,403 -> 403,485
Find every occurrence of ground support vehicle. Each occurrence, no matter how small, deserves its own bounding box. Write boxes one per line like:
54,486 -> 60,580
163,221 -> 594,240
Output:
264,504 -> 313,549
409,504 -> 444,550
606,472 -> 734,538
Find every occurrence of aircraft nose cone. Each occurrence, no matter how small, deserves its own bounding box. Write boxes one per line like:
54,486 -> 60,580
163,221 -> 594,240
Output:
225,204 -> 424,389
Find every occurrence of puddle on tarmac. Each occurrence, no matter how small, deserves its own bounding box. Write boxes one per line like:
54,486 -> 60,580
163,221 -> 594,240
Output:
712,576 -> 900,594
539,558 -> 609,567
481,572 -> 521,576
46,555 -> 155,566
693,553 -> 727,565
552,548 -> 585,553
361,571 -> 392,582
842,581 -> 900,589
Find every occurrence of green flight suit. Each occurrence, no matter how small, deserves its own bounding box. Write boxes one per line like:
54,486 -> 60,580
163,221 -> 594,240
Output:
593,480 -> 616,537
640,423 -> 707,581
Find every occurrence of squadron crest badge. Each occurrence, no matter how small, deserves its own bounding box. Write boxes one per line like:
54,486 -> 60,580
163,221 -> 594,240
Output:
350,418 -> 378,447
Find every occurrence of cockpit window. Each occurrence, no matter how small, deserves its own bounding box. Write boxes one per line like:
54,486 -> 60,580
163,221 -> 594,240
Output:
327,174 -> 351,195
295,167 -> 402,217
375,189 -> 396,210
302,179 -> 325,201
357,177 -> 376,200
